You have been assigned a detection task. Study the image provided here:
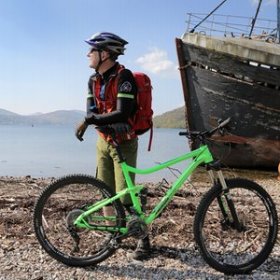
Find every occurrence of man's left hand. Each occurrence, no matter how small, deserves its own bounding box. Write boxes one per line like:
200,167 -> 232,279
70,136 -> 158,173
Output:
75,121 -> 88,141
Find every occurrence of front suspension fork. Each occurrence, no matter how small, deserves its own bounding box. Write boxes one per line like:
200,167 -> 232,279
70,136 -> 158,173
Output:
208,170 -> 243,232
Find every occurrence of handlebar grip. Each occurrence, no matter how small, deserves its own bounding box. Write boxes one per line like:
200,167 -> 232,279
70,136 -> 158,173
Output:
218,117 -> 231,128
179,131 -> 188,136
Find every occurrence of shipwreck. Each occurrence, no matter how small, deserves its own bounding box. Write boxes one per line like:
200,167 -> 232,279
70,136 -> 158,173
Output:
176,0 -> 280,169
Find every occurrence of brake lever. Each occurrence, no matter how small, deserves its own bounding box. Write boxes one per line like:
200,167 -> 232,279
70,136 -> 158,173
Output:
219,127 -> 225,136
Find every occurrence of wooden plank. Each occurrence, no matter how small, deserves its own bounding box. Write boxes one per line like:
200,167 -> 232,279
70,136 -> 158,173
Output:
183,66 -> 280,139
182,43 -> 280,87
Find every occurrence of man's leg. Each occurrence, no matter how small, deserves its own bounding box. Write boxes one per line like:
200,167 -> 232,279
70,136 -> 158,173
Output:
110,138 -> 151,260
110,138 -> 138,205
96,136 -> 116,226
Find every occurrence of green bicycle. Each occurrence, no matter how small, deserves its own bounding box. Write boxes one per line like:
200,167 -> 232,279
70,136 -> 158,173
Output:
33,118 -> 278,275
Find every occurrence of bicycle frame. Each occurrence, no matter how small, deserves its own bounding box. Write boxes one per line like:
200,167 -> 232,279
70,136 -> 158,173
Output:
74,144 -> 214,234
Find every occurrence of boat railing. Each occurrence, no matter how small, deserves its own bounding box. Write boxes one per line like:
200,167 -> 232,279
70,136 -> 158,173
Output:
185,13 -> 278,43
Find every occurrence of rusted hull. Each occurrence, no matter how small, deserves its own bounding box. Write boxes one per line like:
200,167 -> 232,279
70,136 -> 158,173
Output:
176,37 -> 280,169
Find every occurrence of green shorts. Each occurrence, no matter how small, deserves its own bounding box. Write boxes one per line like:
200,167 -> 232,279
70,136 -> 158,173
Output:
96,136 -> 138,205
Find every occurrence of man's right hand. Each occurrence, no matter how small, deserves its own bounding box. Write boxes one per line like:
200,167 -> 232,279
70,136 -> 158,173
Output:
110,123 -> 131,134
75,121 -> 88,141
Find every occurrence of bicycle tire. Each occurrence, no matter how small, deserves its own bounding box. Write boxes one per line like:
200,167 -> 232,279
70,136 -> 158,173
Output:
33,174 -> 126,267
194,178 -> 278,275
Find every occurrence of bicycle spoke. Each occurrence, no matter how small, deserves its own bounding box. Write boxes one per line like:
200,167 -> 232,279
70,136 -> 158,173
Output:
194,179 -> 278,274
34,175 -> 126,266
42,183 -> 107,256
206,189 -> 268,262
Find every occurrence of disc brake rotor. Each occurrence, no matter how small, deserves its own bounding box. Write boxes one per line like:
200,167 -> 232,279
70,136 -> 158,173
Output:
66,209 -> 86,232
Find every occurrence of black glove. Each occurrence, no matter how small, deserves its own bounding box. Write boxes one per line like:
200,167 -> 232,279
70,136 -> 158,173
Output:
75,121 -> 88,141
84,112 -> 97,125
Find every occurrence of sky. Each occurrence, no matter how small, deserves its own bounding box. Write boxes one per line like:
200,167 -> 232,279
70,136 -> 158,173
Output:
0,0 -> 277,116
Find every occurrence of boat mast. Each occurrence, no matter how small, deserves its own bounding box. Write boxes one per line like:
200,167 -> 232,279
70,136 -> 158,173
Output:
249,0 -> 263,38
277,0 -> 280,44
189,0 -> 228,33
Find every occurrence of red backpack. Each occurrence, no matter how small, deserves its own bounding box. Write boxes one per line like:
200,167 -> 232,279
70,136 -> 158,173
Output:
88,67 -> 154,150
131,72 -> 153,151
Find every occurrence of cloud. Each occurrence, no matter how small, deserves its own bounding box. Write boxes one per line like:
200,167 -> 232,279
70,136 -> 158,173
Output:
136,48 -> 177,76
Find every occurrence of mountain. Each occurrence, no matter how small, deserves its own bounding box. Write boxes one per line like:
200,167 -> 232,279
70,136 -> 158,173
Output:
0,109 -> 85,126
0,107 -> 186,128
0,109 -> 20,116
153,106 -> 186,128
0,109 -> 22,125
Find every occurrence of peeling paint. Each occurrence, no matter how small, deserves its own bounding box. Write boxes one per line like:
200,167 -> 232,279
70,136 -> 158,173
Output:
176,37 -> 280,169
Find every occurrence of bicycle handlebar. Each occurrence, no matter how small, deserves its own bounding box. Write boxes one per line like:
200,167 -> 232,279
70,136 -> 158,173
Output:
95,125 -> 115,136
179,117 -> 231,140
96,118 -> 231,146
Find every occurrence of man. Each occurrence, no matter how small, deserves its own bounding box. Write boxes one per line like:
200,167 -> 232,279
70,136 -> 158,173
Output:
75,32 -> 150,260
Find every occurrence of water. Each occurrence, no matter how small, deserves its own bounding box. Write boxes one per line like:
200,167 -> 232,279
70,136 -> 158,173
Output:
0,125 -> 190,182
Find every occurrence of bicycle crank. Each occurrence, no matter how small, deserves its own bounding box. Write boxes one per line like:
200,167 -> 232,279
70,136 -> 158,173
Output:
127,217 -> 148,239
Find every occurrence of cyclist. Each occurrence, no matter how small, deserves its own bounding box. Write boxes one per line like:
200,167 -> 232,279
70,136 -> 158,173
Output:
75,32 -> 150,260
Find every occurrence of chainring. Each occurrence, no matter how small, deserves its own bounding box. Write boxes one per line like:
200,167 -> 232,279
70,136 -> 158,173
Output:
127,217 -> 148,239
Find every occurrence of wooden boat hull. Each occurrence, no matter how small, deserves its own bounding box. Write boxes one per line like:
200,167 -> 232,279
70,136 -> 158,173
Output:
176,35 -> 280,169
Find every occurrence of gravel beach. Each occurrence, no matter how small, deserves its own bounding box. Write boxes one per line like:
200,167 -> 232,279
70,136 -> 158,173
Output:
1,168 -> 280,280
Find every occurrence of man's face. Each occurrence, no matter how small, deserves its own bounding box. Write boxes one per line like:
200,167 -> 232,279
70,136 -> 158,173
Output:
87,48 -> 100,69
87,48 -> 110,69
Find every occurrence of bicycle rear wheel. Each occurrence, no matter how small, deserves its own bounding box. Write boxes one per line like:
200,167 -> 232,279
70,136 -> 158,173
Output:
194,178 -> 278,275
33,174 -> 126,267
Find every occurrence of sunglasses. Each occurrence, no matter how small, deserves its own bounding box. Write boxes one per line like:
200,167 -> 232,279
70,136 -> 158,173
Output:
89,47 -> 100,53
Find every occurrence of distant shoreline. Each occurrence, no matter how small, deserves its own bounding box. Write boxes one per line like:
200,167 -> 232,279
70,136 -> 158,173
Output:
1,107 -> 185,128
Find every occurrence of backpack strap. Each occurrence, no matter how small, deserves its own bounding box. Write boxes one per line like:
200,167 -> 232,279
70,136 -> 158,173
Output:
87,73 -> 98,114
147,126 -> 153,152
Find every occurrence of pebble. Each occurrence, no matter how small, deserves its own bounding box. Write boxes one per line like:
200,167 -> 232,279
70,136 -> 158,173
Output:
0,174 -> 280,279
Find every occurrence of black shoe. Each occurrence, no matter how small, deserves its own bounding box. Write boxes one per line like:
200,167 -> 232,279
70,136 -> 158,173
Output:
130,236 -> 151,260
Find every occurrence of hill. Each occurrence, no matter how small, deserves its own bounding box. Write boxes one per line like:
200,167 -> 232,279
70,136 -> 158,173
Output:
0,109 -> 84,126
153,106 -> 186,128
0,107 -> 186,128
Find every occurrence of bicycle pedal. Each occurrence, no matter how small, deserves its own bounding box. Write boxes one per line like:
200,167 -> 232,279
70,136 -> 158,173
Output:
108,239 -> 120,249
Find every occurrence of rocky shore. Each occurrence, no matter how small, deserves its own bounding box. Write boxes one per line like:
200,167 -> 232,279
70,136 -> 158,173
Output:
0,169 -> 280,280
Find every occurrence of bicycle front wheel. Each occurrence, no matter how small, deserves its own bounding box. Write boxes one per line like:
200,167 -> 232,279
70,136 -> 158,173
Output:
33,174 -> 126,267
194,178 -> 278,275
